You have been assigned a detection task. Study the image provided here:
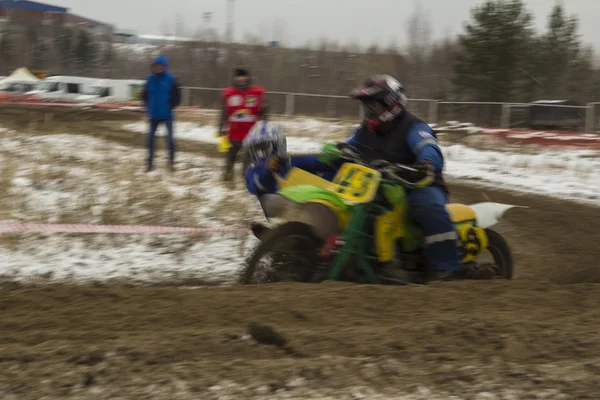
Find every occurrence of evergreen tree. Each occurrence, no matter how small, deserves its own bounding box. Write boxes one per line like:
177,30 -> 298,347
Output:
537,4 -> 581,99
453,0 -> 533,102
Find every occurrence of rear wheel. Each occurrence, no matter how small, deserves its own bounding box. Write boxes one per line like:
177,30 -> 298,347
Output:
480,228 -> 514,279
240,222 -> 324,284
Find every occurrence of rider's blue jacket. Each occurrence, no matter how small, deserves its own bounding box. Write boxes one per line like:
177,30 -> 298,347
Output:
245,155 -> 337,196
245,112 -> 444,196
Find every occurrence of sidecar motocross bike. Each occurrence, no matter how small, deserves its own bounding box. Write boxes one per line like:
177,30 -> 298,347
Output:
240,143 -> 523,285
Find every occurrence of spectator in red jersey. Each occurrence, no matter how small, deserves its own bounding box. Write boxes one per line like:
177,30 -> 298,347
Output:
218,68 -> 267,181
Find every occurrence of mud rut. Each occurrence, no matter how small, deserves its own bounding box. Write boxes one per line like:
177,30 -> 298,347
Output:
1,106 -> 600,399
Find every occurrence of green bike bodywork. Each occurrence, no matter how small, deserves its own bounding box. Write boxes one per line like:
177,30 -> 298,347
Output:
277,150 -> 423,284
277,185 -> 349,215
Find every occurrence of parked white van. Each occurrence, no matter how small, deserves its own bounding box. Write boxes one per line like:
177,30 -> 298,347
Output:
0,81 -> 38,94
76,79 -> 144,104
26,76 -> 97,100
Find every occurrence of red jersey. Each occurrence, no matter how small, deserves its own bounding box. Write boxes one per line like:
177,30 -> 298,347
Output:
222,85 -> 266,141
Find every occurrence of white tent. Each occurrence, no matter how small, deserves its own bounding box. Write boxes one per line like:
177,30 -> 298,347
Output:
0,68 -> 41,86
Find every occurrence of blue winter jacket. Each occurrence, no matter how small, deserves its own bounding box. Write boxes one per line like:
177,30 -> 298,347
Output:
143,55 -> 181,120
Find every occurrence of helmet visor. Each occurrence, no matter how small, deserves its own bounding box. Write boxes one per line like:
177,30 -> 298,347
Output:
249,141 -> 275,162
361,98 -> 387,119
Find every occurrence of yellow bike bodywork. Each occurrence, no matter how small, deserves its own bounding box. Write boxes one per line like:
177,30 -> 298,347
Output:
277,164 -> 489,265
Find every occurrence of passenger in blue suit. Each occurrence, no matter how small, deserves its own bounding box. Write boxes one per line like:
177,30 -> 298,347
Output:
244,127 -> 336,197
245,75 -> 483,281
142,55 -> 181,172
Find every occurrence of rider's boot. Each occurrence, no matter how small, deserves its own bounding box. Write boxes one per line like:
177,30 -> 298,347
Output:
456,262 -> 497,280
431,263 -> 497,281
429,270 -> 456,281
379,259 -> 412,284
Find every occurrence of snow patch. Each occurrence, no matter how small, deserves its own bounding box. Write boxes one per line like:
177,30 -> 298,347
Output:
0,233 -> 258,282
123,117 -> 355,148
444,145 -> 600,203
123,118 -> 600,204
0,132 -> 263,282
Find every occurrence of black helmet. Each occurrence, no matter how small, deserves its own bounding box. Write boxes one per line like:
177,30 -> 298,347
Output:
233,67 -> 251,89
234,67 -> 249,77
349,75 -> 408,131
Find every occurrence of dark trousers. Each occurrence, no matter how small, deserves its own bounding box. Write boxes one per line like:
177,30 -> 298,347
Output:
147,119 -> 175,168
224,139 -> 250,179
407,186 -> 460,272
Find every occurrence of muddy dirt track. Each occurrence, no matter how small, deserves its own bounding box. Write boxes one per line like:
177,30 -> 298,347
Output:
1,105 -> 600,398
1,280 -> 599,399
450,182 -> 600,285
2,185 -> 600,399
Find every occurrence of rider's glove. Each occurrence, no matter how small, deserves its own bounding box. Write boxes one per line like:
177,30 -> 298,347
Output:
317,142 -> 343,167
267,156 -> 281,172
396,161 -> 435,188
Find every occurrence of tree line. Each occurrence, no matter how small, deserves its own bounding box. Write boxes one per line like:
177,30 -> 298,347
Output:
1,0 -> 599,108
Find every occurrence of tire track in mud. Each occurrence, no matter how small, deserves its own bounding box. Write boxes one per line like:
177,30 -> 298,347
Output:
1,281 -> 599,399
450,182 -> 600,284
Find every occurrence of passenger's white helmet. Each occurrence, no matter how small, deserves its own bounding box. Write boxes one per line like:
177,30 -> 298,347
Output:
243,121 -> 288,165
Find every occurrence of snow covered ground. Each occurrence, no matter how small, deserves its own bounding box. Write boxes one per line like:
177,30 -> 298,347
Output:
443,145 -> 600,203
123,116 -> 353,153
0,130 -> 261,283
1,115 -> 599,283
125,118 -> 600,204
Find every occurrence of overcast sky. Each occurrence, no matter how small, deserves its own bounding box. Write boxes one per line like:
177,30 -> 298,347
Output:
44,0 -> 600,49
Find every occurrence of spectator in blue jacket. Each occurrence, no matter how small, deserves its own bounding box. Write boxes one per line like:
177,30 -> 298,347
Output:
142,55 -> 181,172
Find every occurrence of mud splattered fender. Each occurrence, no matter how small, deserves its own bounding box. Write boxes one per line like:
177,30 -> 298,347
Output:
470,202 -> 529,229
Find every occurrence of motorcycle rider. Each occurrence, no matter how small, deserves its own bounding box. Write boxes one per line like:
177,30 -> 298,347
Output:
344,75 -> 459,280
245,75 -> 481,281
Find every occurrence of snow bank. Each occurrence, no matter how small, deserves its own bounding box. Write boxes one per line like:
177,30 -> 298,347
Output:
125,121 -> 218,143
113,43 -> 161,55
444,145 -> 600,203
432,121 -> 482,134
0,233 -> 256,283
124,117 -> 355,147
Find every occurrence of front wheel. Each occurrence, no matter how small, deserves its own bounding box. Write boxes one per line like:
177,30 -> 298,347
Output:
239,222 -> 324,285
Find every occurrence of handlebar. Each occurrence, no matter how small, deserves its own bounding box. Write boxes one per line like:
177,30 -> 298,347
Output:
334,143 -> 429,190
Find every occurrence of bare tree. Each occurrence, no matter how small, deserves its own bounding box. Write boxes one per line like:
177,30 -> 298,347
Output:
2,2 -> 599,122
405,1 -> 433,98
